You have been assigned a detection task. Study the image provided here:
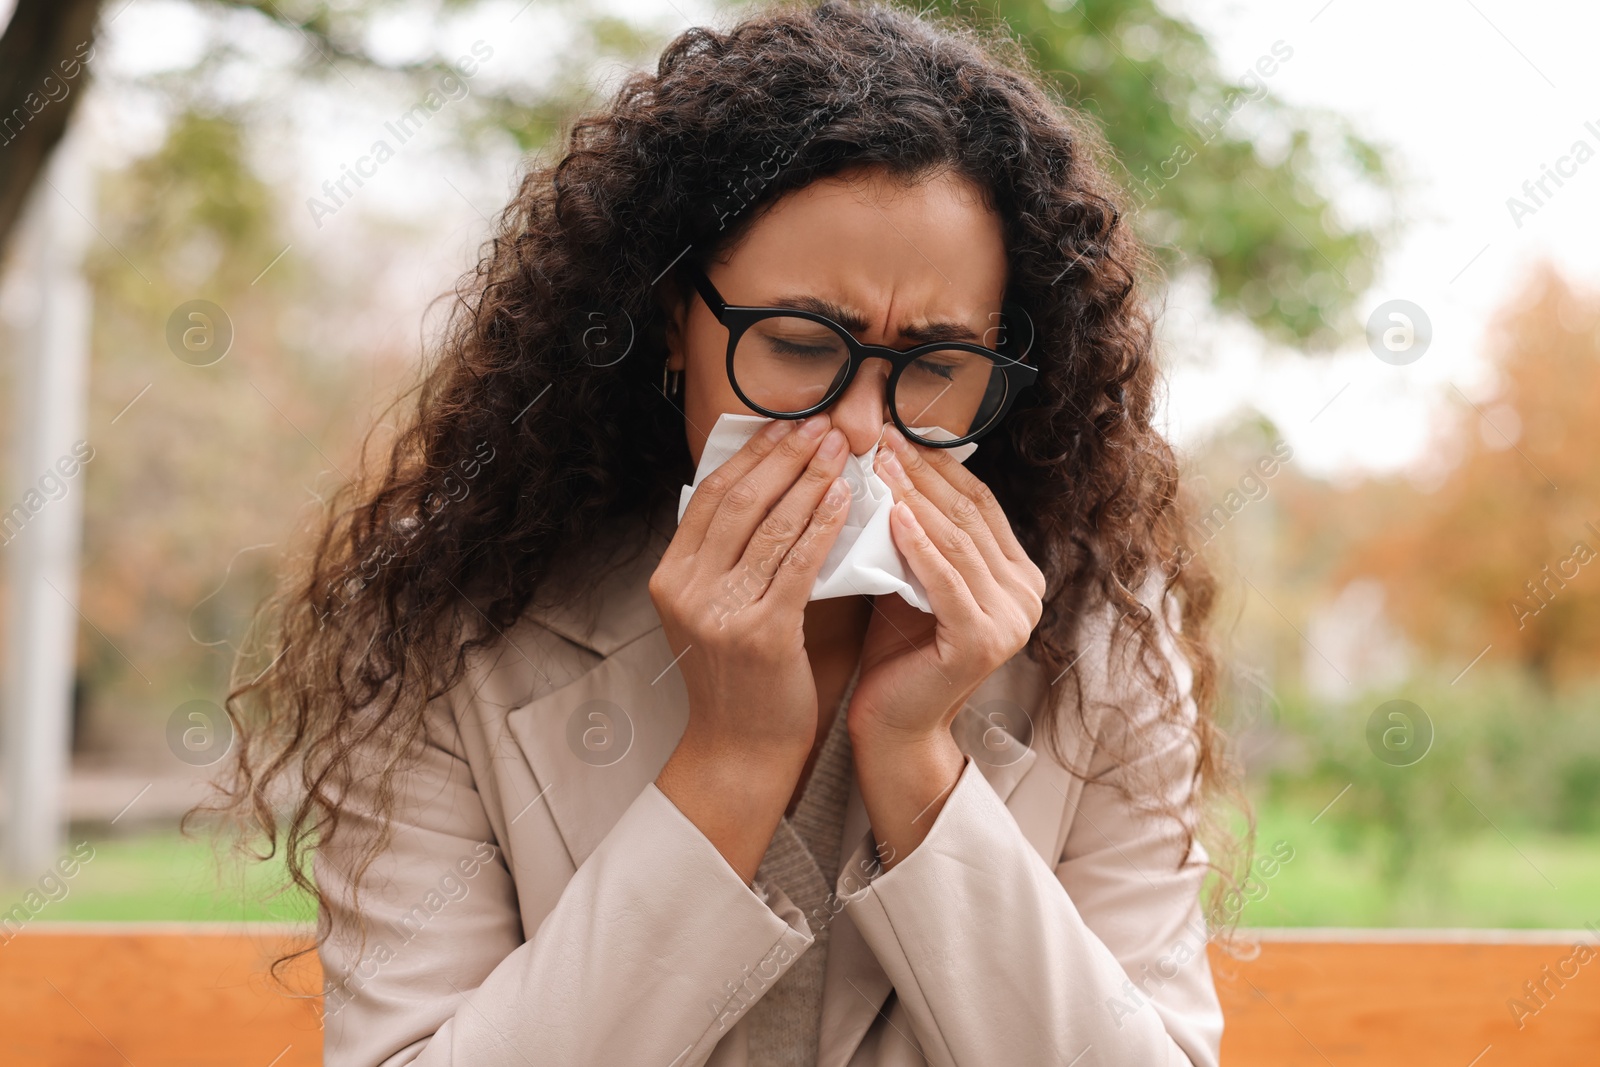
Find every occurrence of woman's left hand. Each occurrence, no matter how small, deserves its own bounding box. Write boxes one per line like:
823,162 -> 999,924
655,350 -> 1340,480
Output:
847,424 -> 1047,749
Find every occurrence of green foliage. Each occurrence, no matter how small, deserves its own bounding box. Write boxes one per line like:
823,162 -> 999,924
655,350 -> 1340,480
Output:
102,108 -> 283,298
195,0 -> 677,155
147,113 -> 274,250
1261,669 -> 1600,892
1557,756 -> 1600,834
924,0 -> 1400,350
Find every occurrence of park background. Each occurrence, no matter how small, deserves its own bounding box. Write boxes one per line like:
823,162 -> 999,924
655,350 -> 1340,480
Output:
1,0 -> 1597,949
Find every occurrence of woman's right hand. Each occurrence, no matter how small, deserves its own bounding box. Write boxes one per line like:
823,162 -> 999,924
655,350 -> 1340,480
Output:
650,412 -> 853,766
651,413 -> 854,883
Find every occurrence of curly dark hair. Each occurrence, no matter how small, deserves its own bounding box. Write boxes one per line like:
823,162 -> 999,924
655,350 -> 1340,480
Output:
191,0 -> 1252,981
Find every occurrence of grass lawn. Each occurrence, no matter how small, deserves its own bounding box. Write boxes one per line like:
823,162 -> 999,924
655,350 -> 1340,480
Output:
1,802 -> 1595,927
1237,801 -> 1600,929
0,827 -> 315,923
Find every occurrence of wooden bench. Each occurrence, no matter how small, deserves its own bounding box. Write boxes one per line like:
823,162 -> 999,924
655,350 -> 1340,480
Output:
1,925 -> 1595,1064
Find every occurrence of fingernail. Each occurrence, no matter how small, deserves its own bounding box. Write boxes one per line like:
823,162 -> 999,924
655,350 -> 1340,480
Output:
800,414 -> 830,438
883,424 -> 907,451
819,428 -> 846,458
763,419 -> 793,441
880,450 -> 910,486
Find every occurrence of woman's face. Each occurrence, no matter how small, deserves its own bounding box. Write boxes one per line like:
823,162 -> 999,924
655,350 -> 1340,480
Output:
663,166 -> 1009,468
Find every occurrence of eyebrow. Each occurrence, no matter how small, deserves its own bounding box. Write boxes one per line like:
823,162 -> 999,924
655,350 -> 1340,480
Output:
768,292 -> 985,345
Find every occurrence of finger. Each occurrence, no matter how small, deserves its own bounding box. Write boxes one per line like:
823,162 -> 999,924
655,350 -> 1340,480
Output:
882,423 -> 1030,567
674,417 -> 798,554
876,433 -> 1010,586
737,426 -> 850,597
701,414 -> 838,573
876,444 -> 1009,607
764,466 -> 854,608
889,499 -> 985,632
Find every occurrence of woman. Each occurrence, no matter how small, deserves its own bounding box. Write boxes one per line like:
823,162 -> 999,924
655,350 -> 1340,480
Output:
203,1 -> 1247,1064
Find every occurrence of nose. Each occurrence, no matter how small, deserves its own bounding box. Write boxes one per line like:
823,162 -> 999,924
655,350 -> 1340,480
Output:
824,356 -> 895,456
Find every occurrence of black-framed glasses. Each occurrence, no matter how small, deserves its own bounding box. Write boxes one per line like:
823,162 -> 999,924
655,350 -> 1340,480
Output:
676,258 -> 1038,448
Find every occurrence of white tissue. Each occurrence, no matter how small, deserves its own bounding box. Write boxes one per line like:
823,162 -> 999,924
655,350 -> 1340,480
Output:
676,412 -> 979,613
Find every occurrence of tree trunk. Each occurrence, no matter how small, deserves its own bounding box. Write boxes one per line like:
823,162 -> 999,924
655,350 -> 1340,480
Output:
0,0 -> 102,264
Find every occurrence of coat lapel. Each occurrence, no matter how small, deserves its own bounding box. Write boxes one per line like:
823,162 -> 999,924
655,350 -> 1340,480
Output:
502,509 -> 688,871
504,502 -> 1063,1067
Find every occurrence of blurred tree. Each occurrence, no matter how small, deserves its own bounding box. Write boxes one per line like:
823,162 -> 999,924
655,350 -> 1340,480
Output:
3,0 -> 673,758
1305,263 -> 1600,691
0,0 -> 663,262
2,0 -> 1397,351
928,0 -> 1397,349
69,108 -> 316,755
0,0 -> 100,252
1263,669 -> 1600,908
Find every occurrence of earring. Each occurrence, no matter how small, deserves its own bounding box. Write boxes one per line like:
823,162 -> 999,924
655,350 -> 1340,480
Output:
662,358 -> 683,399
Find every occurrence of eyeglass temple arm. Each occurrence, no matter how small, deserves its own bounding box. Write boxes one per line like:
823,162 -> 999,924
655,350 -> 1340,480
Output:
676,258 -> 727,318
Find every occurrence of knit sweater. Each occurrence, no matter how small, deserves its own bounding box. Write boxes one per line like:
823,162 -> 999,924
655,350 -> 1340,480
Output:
744,657 -> 863,1066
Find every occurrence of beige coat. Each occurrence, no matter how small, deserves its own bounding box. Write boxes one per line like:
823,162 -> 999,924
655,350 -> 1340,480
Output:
315,503 -> 1225,1066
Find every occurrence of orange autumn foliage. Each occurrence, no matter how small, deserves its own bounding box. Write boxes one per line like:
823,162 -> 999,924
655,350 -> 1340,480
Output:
1325,261 -> 1600,689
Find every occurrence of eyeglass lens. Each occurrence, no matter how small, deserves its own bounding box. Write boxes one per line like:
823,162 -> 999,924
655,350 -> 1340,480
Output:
733,315 -> 1009,443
